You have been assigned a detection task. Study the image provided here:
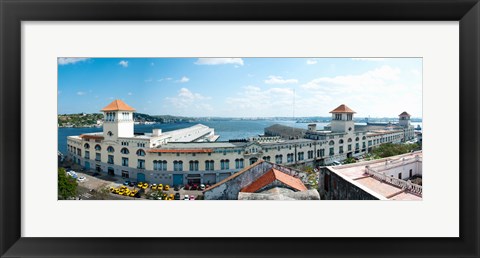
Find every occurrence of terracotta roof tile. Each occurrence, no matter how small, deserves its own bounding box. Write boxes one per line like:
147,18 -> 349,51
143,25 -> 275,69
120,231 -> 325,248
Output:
240,168 -> 307,193
399,111 -> 411,117
101,100 -> 136,112
329,104 -> 356,113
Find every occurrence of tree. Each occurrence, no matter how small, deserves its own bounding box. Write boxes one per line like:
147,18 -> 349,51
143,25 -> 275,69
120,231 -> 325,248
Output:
371,143 -> 420,158
58,168 -> 78,200
343,157 -> 356,164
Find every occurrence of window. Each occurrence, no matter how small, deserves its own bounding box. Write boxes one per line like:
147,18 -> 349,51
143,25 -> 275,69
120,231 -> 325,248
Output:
173,161 -> 183,171
308,151 -> 314,159
122,157 -> 129,167
298,152 -> 304,161
355,137 -> 359,141
121,148 -> 129,154
320,149 -> 325,157
136,149 -> 146,156
235,158 -> 244,169
95,145 -> 101,151
329,140 -> 334,146
347,114 -> 353,120
189,160 -> 199,171
362,142 -> 366,149
121,171 -> 129,178
249,157 -> 258,165
275,155 -> 283,164
108,155 -> 114,164
287,153 -> 294,163
324,174 -> 330,192
262,156 -> 270,162
398,173 -> 402,179
84,143 -> 90,149
334,114 -> 342,120
221,159 -> 230,170
205,160 -> 214,171
409,169 -> 413,177
107,131 -> 113,137
107,146 -> 115,153
339,139 -> 344,144
85,151 -> 90,159
339,146 -> 344,154
329,147 -> 334,156
355,143 -> 359,150
348,138 -> 352,143
137,159 -> 145,169
95,153 -> 101,162
348,145 -> 352,151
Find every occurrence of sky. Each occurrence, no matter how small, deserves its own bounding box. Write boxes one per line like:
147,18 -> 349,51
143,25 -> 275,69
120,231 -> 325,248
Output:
58,57 -> 422,118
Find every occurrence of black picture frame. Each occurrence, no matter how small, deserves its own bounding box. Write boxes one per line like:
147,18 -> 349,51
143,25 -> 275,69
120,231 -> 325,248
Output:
1,0 -> 479,257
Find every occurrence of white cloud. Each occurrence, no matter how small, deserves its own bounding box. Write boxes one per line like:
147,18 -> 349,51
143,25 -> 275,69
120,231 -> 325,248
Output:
411,69 -> 421,76
128,92 -> 133,96
176,76 -> 190,83
118,60 -> 128,67
351,58 -> 385,61
225,86 -> 295,116
165,88 -> 212,114
58,58 -> 89,65
264,75 -> 298,85
306,59 -> 317,65
77,91 -> 86,96
194,58 -> 244,66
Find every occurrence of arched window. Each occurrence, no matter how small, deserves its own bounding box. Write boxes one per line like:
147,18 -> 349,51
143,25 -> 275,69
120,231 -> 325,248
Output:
120,148 -> 129,154
348,138 -> 352,143
355,137 -> 359,141
329,140 -> 335,146
136,149 -> 146,156
84,143 -> 90,149
107,146 -> 115,153
339,139 -> 344,144
362,136 -> 366,140
107,131 -> 113,137
95,145 -> 101,151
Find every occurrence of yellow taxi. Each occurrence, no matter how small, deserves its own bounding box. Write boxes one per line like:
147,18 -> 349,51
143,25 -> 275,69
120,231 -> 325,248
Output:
164,185 -> 170,191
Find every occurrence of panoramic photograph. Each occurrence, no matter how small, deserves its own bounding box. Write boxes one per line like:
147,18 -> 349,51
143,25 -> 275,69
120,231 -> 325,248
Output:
58,57 -> 422,201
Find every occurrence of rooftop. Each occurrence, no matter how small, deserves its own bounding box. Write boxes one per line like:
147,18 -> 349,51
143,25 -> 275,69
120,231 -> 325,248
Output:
399,111 -> 411,117
329,104 -> 356,114
240,168 -> 308,193
101,99 -> 136,112
327,151 -> 423,200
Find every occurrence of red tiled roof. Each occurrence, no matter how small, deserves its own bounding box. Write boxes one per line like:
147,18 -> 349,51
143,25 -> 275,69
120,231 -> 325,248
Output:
240,168 -> 307,193
329,104 -> 356,113
80,134 -> 104,140
147,149 -> 213,153
101,100 -> 136,112
399,111 -> 411,117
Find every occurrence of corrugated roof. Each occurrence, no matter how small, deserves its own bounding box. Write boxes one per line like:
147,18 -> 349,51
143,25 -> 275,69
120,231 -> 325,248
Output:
329,104 -> 356,113
101,99 -> 136,112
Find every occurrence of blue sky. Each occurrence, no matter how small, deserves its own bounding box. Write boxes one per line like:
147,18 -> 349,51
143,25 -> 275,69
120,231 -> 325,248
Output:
58,57 -> 422,118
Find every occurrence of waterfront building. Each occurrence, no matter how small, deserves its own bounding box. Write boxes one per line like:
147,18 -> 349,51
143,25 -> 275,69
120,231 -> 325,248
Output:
319,151 -> 423,200
66,100 -> 418,186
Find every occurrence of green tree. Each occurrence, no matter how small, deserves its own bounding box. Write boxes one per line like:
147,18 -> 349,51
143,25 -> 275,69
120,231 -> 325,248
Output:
371,143 -> 419,158
58,168 -> 78,200
343,157 -> 356,164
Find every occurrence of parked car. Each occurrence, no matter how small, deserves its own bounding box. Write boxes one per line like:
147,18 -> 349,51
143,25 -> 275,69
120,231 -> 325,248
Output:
164,185 -> 170,191
174,193 -> 181,200
151,184 -> 157,190
174,185 -> 180,191
137,182 -> 143,188
191,184 -> 198,190
199,184 -> 205,190
129,182 -> 136,187
92,172 -> 100,177
123,181 -> 130,186
189,195 -> 196,200
158,184 -> 163,191
184,184 -> 190,190
184,195 -> 189,200
77,176 -> 86,182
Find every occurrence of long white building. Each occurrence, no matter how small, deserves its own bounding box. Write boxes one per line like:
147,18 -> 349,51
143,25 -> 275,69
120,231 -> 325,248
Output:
66,100 -> 416,186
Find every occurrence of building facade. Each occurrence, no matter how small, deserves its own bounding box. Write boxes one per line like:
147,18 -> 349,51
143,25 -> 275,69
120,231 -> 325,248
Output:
66,101 -> 417,185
